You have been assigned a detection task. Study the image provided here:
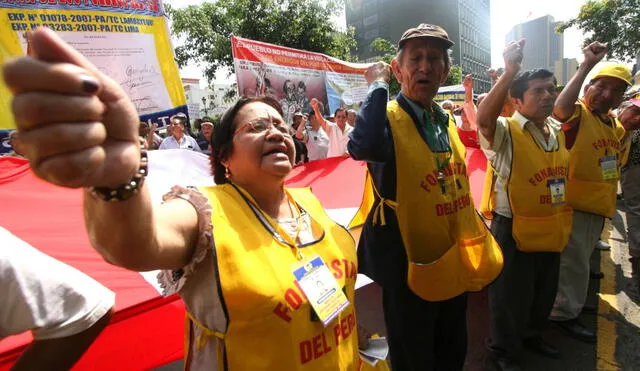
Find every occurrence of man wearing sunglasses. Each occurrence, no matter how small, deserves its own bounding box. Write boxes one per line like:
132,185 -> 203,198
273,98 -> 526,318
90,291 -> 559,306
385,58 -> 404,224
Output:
159,113 -> 201,152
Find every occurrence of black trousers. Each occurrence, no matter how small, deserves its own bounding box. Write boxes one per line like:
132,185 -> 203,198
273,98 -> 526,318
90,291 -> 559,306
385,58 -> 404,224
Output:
488,214 -> 561,360
382,283 -> 468,371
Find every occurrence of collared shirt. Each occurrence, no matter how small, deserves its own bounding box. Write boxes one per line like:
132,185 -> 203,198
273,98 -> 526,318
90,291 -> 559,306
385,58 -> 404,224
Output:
480,111 -> 562,218
347,83 -> 457,288
326,121 -> 354,157
404,96 -> 450,152
159,135 -> 201,152
303,127 -> 330,161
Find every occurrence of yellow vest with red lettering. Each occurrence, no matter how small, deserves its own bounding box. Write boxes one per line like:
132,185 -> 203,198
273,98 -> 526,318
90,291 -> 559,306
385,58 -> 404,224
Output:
192,184 -> 358,370
567,102 -> 623,217
506,119 -> 572,252
380,100 -> 503,301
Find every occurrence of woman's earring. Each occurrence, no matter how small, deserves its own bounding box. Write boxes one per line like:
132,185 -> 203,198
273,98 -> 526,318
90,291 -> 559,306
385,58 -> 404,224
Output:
225,166 -> 231,179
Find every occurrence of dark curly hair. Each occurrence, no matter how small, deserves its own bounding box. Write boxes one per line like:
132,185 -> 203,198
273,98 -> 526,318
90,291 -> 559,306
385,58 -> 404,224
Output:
211,96 -> 284,184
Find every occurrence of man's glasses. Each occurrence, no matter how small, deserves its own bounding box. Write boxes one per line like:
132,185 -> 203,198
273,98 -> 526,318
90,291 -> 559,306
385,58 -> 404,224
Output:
234,118 -> 291,137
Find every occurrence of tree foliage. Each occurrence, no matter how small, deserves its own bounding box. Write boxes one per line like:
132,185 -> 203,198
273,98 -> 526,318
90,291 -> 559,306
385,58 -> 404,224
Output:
445,65 -> 462,86
167,0 -> 357,83
368,37 -> 464,97
556,0 -> 640,62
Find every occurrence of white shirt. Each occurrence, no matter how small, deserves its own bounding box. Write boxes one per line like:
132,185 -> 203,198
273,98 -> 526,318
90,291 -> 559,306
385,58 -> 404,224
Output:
303,127 -> 330,161
159,135 -> 201,152
325,121 -> 353,158
479,111 -> 562,218
0,227 -> 115,340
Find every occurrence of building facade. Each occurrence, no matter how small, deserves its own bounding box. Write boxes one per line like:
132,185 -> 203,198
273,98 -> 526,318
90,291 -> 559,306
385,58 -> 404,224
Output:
554,58 -> 578,86
505,15 -> 564,74
346,0 -> 492,92
181,78 -> 237,120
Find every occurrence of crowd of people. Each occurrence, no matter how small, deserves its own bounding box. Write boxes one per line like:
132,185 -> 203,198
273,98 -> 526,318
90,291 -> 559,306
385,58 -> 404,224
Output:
2,23 -> 640,371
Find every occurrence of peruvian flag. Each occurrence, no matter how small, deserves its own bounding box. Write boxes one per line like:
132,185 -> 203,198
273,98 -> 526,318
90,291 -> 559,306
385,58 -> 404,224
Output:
0,147 -> 486,370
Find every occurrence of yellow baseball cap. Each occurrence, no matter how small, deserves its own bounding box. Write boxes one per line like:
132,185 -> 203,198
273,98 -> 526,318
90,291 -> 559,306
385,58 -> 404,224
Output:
592,64 -> 633,86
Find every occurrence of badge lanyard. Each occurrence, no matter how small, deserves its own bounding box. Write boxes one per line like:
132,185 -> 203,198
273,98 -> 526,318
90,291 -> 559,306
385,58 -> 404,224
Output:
526,124 -> 566,205
232,184 -> 350,326
424,111 -> 453,194
232,184 -> 306,260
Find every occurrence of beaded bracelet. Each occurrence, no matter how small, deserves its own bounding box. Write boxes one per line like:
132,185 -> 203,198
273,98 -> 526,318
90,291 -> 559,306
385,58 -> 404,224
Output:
88,146 -> 148,202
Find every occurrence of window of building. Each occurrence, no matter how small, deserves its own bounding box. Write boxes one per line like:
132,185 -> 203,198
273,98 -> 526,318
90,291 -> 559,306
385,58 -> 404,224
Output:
363,14 -> 378,26
364,28 -> 379,40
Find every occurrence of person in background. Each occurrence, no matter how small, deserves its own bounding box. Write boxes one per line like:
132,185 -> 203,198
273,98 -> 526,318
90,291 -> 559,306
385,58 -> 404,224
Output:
3,130 -> 26,158
477,40 -> 569,371
311,99 -> 353,157
347,109 -> 357,127
159,113 -> 201,152
4,28 -> 364,370
291,112 -> 308,164
348,23 -> 503,371
1,226 -> 114,371
619,93 -> 640,287
441,99 -> 454,112
139,122 -> 161,150
550,41 -> 631,343
457,73 -> 480,148
294,106 -> 329,161
196,117 -> 215,154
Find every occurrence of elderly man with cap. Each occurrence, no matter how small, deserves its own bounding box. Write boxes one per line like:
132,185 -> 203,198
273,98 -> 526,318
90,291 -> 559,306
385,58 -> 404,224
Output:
348,24 -> 503,371
550,42 -> 632,342
619,91 -> 640,287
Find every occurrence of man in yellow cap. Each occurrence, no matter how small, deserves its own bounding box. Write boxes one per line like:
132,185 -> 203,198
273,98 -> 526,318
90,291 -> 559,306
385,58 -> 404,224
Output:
619,91 -> 640,287
348,23 -> 503,370
550,42 -> 632,342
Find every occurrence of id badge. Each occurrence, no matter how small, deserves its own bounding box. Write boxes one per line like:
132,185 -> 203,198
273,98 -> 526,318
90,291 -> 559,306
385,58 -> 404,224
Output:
292,255 -> 349,327
600,155 -> 618,180
548,178 -> 566,206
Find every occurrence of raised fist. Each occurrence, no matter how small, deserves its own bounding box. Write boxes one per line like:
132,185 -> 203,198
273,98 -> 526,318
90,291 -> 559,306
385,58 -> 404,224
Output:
365,61 -> 391,85
3,27 -> 140,188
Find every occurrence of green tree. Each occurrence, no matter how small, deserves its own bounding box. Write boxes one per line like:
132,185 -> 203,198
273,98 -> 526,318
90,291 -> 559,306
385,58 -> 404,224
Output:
368,37 -> 463,96
445,65 -> 462,86
167,0 -> 357,83
556,0 -> 640,62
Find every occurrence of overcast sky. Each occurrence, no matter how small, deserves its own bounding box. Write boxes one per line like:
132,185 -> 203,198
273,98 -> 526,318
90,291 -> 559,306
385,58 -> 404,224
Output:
167,0 -> 589,85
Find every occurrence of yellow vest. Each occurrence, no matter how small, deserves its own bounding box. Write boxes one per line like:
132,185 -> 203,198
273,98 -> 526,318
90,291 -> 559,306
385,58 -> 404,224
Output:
353,100 -> 503,302
506,119 -> 572,252
567,102 -> 623,217
188,184 -> 358,370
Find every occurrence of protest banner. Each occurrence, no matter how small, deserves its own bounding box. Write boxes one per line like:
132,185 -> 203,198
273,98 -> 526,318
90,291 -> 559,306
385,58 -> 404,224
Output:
231,36 -> 370,124
434,84 -> 465,106
0,0 -> 187,132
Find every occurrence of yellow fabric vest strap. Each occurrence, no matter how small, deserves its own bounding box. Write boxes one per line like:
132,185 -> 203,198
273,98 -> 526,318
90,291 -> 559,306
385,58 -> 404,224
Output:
506,119 -> 573,252
188,184 -> 359,370
352,100 -> 503,301
479,162 -> 497,220
567,102 -> 623,217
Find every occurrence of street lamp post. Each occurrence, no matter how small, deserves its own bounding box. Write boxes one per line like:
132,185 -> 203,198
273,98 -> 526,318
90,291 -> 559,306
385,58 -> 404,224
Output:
201,96 -> 208,116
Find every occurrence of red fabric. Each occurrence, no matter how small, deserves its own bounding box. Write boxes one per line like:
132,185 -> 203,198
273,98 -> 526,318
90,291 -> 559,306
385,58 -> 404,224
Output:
0,153 -> 485,369
457,128 -> 481,149
0,157 -> 184,370
285,156 -> 368,209
466,147 -> 488,209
